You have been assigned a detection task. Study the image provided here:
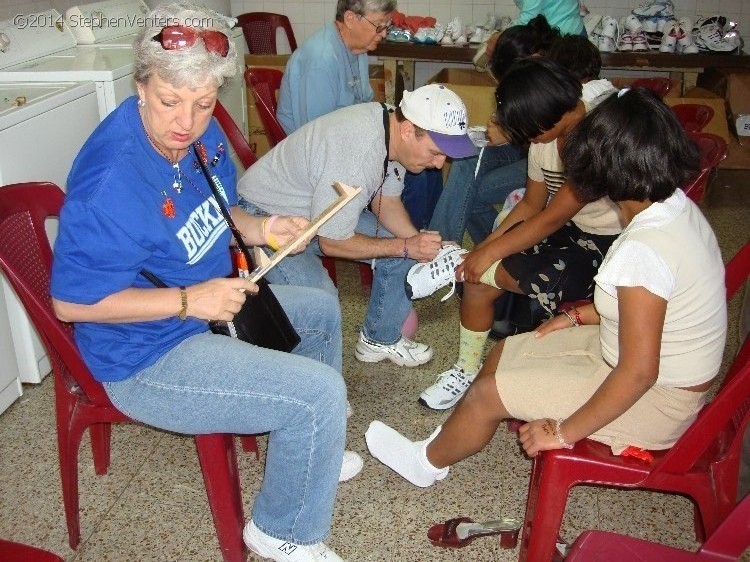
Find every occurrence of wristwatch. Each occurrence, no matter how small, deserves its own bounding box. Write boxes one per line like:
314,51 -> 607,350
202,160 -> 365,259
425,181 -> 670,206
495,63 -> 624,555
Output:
177,286 -> 188,320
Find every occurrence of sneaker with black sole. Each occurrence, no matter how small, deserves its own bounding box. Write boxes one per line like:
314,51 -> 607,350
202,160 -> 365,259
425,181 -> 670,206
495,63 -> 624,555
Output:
419,365 -> 477,410
355,331 -> 432,367
243,520 -> 343,562
406,245 -> 468,302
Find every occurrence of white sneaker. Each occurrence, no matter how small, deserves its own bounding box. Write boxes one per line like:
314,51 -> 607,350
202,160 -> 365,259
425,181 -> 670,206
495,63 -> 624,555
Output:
623,14 -> 643,33
600,16 -> 619,39
659,20 -> 678,52
244,520 -> 343,562
355,332 -> 432,367
406,245 -> 468,302
631,30 -> 649,51
419,365 -> 477,410
339,451 -> 363,482
632,0 -> 673,19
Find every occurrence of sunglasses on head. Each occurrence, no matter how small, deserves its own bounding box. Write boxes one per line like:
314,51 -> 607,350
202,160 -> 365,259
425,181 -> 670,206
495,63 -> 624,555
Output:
153,25 -> 230,57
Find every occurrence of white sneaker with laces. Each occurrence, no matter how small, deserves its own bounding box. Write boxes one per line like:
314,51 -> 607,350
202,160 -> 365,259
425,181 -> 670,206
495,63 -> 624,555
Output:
355,332 -> 432,367
632,0 -> 673,19
406,245 -> 468,302
339,450 -> 363,482
244,520 -> 343,562
419,365 -> 477,410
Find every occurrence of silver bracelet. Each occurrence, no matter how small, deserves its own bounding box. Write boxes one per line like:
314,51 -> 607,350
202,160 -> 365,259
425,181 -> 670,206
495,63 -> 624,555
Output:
555,418 -> 574,449
562,309 -> 578,327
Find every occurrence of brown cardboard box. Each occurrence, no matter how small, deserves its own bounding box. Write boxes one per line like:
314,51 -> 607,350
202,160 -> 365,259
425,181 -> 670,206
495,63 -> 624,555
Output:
427,68 -> 497,126
727,73 -> 750,147
245,54 -> 291,157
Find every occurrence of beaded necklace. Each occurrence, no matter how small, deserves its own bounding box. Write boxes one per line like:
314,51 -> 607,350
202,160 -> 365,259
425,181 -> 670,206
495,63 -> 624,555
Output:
139,108 -> 185,194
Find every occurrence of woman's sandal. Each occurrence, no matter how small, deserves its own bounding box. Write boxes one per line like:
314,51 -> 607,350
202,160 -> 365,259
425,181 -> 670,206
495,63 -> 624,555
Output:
427,516 -> 522,549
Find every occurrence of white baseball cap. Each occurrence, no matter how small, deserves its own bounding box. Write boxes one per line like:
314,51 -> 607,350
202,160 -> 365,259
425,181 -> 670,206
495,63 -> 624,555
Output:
399,84 -> 477,158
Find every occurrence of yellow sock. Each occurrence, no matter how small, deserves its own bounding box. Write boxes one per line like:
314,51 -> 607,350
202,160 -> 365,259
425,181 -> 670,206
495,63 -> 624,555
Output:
479,261 -> 502,289
456,325 -> 490,375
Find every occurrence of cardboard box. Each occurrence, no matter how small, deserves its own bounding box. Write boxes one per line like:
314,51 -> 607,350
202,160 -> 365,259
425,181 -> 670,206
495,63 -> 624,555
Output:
427,68 -> 497,126
727,73 -> 750,146
245,54 -> 291,157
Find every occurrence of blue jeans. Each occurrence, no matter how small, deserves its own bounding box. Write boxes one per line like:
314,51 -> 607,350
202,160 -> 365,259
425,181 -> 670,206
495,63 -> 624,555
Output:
430,144 -> 526,244
103,285 -> 346,545
239,198 -> 413,345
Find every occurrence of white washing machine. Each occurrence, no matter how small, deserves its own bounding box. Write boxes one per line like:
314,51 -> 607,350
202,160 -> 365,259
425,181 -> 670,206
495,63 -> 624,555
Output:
0,82 -> 99,403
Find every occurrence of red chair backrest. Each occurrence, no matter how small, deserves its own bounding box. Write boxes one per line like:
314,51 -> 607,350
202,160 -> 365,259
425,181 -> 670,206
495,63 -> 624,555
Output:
652,240 -> 750,476
0,182 -> 112,406
681,132 -> 728,203
237,12 -> 297,54
672,103 -> 715,133
244,67 -> 287,148
212,99 -> 258,170
631,77 -> 674,98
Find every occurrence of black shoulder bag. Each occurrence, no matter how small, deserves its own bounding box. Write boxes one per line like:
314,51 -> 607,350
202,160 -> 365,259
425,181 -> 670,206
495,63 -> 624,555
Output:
142,142 -> 300,352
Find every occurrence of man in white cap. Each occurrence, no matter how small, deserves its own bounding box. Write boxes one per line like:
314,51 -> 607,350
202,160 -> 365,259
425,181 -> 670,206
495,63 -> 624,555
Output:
237,83 -> 476,366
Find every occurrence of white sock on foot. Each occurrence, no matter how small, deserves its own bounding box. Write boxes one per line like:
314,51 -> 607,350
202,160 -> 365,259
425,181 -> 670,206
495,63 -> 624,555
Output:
365,421 -> 449,487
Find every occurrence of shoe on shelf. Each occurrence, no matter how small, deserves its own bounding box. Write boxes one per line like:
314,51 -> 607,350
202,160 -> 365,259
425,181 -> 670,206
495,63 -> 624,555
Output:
618,31 -> 634,51
355,332 -> 433,367
244,520 -> 343,562
598,34 -> 617,52
454,33 -> 469,46
406,245 -> 468,302
419,365 -> 477,410
339,450 -> 363,482
497,16 -> 512,32
632,0 -> 673,19
623,14 -> 643,32
659,20 -> 678,52
632,30 -> 649,51
676,17 -> 699,53
600,16 -> 618,38
469,25 -> 484,43
695,23 -> 741,52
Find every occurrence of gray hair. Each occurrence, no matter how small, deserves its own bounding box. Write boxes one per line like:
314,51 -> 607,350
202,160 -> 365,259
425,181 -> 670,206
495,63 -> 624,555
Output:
335,0 -> 397,21
133,2 -> 237,91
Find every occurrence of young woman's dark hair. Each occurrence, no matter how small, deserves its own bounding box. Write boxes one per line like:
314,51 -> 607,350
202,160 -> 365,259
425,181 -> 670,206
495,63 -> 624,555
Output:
489,15 -> 561,80
495,58 -> 582,146
562,87 -> 700,203
547,34 -> 602,82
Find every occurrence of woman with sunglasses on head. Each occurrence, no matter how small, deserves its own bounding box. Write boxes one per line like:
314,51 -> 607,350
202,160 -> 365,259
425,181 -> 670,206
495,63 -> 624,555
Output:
50,4 -> 354,561
277,0 -> 396,135
366,87 -> 726,494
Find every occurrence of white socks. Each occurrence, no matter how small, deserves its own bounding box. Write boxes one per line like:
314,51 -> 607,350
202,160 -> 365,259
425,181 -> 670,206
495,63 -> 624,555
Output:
365,421 -> 449,487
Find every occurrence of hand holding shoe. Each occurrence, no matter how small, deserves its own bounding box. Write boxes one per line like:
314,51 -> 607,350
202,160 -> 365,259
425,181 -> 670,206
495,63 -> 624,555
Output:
406,231 -> 442,262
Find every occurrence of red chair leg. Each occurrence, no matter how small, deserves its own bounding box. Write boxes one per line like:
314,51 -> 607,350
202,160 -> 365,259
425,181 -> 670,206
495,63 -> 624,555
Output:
239,435 -> 259,459
520,455 -> 575,562
90,422 -> 112,475
195,434 -> 246,562
321,257 -> 337,286
358,263 -> 373,293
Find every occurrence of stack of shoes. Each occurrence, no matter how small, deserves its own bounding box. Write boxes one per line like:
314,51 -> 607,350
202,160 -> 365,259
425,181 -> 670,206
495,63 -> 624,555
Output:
632,0 -> 674,34
693,16 -> 743,53
676,17 -> 699,53
618,14 -> 647,51
440,18 -> 466,46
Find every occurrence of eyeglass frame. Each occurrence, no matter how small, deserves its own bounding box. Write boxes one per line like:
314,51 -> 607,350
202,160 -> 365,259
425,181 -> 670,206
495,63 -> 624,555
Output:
152,25 -> 230,57
359,14 -> 392,34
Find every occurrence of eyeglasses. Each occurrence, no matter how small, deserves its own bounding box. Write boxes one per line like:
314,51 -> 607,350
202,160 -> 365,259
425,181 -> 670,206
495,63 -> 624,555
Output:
360,14 -> 392,34
153,26 -> 230,57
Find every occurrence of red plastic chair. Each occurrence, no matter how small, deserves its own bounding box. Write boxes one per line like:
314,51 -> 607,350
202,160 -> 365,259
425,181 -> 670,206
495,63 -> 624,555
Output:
672,103 -> 715,133
515,240 -> 750,562
237,12 -> 297,55
0,539 -> 65,562
682,132 -> 728,204
631,77 -> 674,98
565,494 -> 750,561
244,67 -> 287,149
213,99 -> 258,170
0,182 -> 257,562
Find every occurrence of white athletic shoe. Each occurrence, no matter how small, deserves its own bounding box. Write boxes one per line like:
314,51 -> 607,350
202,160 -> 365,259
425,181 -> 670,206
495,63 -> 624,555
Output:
406,245 -> 468,302
339,451 -> 363,482
244,520 -> 343,562
419,365 -> 477,410
355,332 -> 432,367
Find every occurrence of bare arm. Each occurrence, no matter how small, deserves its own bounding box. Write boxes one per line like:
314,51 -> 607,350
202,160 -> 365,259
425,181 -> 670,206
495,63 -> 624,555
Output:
230,206 -> 309,251
53,276 -> 256,324
519,287 -> 666,456
370,194 -> 419,239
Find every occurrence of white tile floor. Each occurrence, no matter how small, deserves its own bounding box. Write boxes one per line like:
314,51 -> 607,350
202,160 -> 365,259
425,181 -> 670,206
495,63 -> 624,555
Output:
0,171 -> 748,561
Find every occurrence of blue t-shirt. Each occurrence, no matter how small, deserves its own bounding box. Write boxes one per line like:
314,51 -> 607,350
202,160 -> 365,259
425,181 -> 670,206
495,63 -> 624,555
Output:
50,96 -> 237,382
276,22 -> 374,134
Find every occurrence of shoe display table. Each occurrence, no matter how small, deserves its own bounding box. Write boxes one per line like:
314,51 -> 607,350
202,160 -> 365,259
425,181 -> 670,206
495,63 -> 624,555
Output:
372,41 -> 750,104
